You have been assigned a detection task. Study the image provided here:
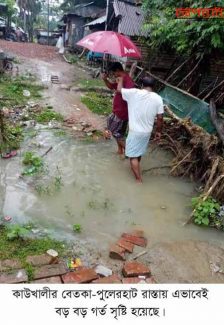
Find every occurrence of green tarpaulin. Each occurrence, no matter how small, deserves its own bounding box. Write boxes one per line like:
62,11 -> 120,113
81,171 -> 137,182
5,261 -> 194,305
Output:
159,85 -> 216,134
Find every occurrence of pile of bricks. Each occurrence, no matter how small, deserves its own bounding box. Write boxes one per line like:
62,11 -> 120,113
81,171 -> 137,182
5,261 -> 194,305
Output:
0,231 -> 155,284
109,230 -> 147,261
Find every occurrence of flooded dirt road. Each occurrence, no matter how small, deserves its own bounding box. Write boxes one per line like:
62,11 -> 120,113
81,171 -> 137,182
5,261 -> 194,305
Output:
0,42 -> 224,283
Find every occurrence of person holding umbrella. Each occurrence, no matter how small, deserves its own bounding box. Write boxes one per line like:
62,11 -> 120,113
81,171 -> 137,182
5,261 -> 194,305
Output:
101,62 -> 135,155
76,31 -> 141,155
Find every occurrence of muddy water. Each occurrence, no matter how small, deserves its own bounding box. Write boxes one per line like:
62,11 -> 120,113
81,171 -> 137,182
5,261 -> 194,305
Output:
1,128 -> 224,249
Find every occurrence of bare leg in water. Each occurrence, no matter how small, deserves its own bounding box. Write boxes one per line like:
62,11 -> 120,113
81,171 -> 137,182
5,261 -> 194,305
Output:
130,157 -> 142,182
116,138 -> 125,155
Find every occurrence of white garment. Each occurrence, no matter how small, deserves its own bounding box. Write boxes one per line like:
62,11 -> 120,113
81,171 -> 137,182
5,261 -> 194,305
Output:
121,88 -> 164,134
56,36 -> 62,48
56,36 -> 65,54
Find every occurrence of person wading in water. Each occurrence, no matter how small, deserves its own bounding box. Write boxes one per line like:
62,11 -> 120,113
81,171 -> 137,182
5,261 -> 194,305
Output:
101,62 -> 135,156
117,76 -> 164,182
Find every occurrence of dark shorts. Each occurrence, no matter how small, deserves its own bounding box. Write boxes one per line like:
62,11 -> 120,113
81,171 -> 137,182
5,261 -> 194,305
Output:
107,113 -> 128,140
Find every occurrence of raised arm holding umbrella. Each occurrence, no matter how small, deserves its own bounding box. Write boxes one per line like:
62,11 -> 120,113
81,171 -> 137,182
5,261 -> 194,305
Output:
76,31 -> 141,156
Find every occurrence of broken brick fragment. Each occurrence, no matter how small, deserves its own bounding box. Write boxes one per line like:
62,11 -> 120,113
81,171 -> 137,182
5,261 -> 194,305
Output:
116,238 -> 134,253
131,230 -> 144,238
122,261 -> 151,277
121,233 -> 147,247
109,244 -> 126,261
33,263 -> 67,280
62,268 -> 98,284
32,276 -> 62,284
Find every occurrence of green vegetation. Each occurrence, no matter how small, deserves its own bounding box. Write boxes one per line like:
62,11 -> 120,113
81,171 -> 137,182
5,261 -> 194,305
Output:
79,79 -> 105,89
35,175 -> 64,196
73,224 -> 82,233
88,198 -> 114,210
34,108 -> 64,123
192,196 -> 221,228
64,53 -> 79,64
0,224 -> 66,261
0,75 -> 43,106
81,92 -> 112,115
22,151 -> 44,176
54,130 -> 66,137
24,263 -> 35,282
143,0 -> 224,56
0,123 -> 23,153
6,224 -> 30,240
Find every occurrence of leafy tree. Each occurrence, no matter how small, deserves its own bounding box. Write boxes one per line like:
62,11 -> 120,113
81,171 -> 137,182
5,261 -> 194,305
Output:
142,0 -> 224,57
17,0 -> 42,40
60,0 -> 106,12
0,0 -> 17,21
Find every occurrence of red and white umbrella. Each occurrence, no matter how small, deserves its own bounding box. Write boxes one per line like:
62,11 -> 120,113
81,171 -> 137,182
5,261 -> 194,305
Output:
77,31 -> 142,59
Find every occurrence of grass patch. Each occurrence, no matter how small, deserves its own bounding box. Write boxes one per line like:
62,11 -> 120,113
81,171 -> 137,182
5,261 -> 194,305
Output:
0,225 -> 66,261
81,92 -> 112,115
78,79 -> 105,89
22,151 -> 44,176
54,130 -> 66,137
24,263 -> 35,281
0,75 -> 43,106
0,123 -> 24,153
33,108 -> 64,123
35,175 -> 64,196
64,53 -> 79,64
73,224 -> 82,233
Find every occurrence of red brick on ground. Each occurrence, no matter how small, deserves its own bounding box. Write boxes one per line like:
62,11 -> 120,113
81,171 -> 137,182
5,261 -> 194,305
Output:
62,268 -> 98,284
121,233 -> 147,247
122,261 -> 151,277
33,263 -> 67,280
92,274 -> 121,284
0,259 -> 22,272
109,244 -> 126,261
0,269 -> 28,283
32,276 -> 62,284
131,230 -> 145,238
117,238 -> 134,253
26,254 -> 58,266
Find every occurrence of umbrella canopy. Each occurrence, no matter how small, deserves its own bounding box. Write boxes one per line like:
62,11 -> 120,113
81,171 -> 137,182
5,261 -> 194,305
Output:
76,31 -> 142,59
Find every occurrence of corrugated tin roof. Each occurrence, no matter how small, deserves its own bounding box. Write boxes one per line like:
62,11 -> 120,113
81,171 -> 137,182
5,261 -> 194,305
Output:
113,0 -> 147,37
85,15 -> 106,26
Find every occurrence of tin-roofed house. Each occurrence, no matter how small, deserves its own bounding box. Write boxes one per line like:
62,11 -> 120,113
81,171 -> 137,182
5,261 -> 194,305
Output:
106,0 -> 149,64
106,0 -> 145,36
62,2 -> 105,48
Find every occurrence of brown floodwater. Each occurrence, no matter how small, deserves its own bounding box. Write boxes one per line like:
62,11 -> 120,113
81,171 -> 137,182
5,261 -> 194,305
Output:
1,127 -> 224,250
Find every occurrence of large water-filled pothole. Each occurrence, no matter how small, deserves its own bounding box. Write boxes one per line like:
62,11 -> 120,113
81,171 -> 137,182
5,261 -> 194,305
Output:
1,128 -> 224,249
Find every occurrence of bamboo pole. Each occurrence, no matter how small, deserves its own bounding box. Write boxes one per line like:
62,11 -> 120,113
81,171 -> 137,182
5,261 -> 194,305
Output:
203,79 -> 224,101
176,57 -> 203,88
165,56 -> 192,82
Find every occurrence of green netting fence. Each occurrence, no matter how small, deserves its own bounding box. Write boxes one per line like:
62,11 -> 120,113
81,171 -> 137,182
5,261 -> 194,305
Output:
159,85 -> 216,134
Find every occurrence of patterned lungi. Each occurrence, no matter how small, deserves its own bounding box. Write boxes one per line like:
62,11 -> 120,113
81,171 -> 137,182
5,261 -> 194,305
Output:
107,113 -> 128,140
125,130 -> 151,158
